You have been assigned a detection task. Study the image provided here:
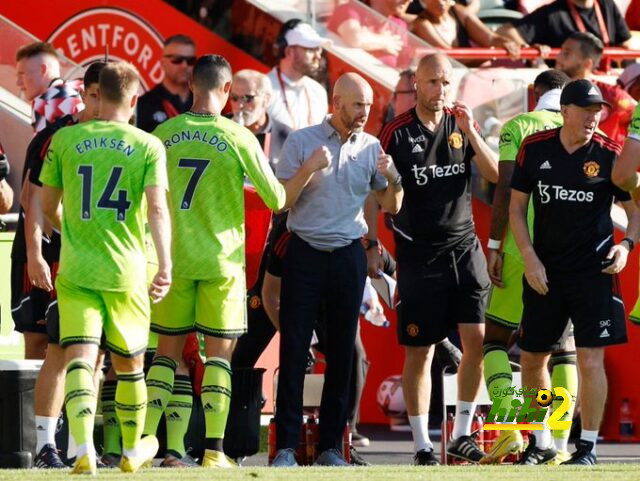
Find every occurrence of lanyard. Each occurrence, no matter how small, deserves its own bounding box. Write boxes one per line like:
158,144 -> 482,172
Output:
262,131 -> 272,158
567,0 -> 610,45
276,68 -> 313,130
161,98 -> 180,119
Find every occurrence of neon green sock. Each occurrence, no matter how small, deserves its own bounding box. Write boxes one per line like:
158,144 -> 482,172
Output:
65,359 -> 97,449
201,357 -> 232,443
115,371 -> 147,451
483,342 -> 515,406
165,374 -> 193,458
551,352 -> 578,448
101,380 -> 121,455
143,356 -> 177,436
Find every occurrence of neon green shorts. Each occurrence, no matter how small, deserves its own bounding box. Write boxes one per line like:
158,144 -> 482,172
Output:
630,294 -> 640,324
485,253 -> 524,329
56,274 -> 150,358
150,272 -> 246,339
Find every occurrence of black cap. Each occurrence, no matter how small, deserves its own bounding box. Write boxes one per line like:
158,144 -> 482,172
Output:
560,79 -> 611,108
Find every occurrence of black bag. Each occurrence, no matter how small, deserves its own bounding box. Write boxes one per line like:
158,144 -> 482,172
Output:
223,367 -> 265,460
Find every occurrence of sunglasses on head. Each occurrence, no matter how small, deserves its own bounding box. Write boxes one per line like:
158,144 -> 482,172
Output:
164,55 -> 196,66
230,94 -> 258,103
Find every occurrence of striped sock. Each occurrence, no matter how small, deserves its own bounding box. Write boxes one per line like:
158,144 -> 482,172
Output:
165,375 -> 193,458
65,359 -> 97,454
115,370 -> 147,451
101,380 -> 121,455
143,356 -> 177,436
201,357 -> 232,452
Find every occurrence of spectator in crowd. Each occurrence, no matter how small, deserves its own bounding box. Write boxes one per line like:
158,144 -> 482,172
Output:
556,32 -> 636,145
379,54 -> 498,466
496,0 -> 631,51
618,63 -> 640,101
10,42 -> 84,362
230,69 -> 292,167
327,0 -> 413,68
271,73 -> 403,467
137,34 -> 196,132
386,68 -> 417,121
411,0 -> 520,63
625,0 -> 640,30
268,20 -> 330,130
0,145 -> 12,214
15,42 -> 83,133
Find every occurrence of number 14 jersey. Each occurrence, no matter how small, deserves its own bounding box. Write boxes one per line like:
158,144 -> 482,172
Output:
152,112 -> 285,280
40,119 -> 168,291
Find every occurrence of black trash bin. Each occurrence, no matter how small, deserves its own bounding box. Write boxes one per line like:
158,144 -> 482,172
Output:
0,359 -> 42,468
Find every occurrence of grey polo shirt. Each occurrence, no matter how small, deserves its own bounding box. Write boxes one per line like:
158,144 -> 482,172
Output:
277,115 -> 388,251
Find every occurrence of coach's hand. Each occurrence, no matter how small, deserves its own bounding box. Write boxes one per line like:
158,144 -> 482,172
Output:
487,249 -> 504,288
28,254 -> 53,292
523,251 -> 548,295
377,151 -> 399,182
452,101 -> 475,135
602,243 -> 629,274
149,269 -> 172,303
366,247 -> 383,279
305,146 -> 331,173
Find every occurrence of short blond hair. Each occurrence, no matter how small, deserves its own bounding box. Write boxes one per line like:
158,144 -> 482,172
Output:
16,42 -> 58,62
99,61 -> 140,104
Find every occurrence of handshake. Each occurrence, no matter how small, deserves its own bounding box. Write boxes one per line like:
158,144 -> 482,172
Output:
0,154 -> 9,182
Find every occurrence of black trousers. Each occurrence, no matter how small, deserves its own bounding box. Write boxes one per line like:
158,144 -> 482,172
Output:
275,234 -> 367,452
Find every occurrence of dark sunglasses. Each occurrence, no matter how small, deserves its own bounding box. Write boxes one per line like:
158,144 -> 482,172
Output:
230,94 -> 258,103
164,55 -> 196,66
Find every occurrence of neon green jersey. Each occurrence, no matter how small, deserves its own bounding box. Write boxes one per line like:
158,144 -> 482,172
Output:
40,119 -> 168,291
152,112 -> 286,279
628,103 -> 640,141
499,110 -> 563,258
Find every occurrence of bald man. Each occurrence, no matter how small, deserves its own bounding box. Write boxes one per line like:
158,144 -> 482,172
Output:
272,73 -> 403,467
379,54 -> 498,465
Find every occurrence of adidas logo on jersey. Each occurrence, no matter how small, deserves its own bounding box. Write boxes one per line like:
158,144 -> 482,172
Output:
412,144 -> 424,153
600,328 -> 610,338
540,161 -> 552,169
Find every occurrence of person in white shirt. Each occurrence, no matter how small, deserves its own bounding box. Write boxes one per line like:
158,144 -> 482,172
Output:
268,20 -> 330,131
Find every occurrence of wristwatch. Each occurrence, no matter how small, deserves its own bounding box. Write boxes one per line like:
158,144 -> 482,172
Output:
362,238 -> 379,250
622,237 -> 635,251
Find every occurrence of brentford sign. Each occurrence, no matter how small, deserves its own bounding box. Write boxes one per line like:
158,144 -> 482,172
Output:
47,7 -> 165,90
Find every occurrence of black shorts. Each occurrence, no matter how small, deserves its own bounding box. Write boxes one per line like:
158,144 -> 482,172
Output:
519,272 -> 627,352
10,259 -> 60,342
396,237 -> 490,346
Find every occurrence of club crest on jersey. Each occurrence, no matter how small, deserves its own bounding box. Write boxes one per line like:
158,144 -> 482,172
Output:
406,324 -> 419,337
448,132 -> 463,149
583,161 -> 600,178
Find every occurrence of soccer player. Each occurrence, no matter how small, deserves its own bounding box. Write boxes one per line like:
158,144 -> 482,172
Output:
40,61 -> 172,475
22,61 -> 106,469
613,98 -> 640,324
144,54 -> 322,468
510,79 -> 640,465
378,54 -> 498,466
481,69 -> 579,465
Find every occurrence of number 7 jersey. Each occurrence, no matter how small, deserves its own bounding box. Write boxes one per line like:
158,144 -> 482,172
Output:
152,112 -> 286,280
40,119 -> 168,291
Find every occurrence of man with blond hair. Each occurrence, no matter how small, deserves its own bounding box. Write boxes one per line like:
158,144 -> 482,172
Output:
40,61 -> 172,474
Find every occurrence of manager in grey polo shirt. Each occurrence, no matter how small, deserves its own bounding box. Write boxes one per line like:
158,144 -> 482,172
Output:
271,73 -> 404,467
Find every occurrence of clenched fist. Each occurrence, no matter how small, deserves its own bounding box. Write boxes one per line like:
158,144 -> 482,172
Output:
377,151 -> 399,183
304,146 -> 332,173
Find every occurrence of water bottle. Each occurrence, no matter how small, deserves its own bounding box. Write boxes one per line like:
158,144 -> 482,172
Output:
620,398 -> 634,442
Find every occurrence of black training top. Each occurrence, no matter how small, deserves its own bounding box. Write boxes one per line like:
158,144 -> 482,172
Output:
513,0 -> 630,47
379,107 -> 479,260
136,83 -> 193,133
511,128 -> 630,275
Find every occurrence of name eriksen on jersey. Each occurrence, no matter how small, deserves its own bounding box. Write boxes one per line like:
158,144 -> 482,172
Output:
162,129 -> 228,152
75,137 -> 135,156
